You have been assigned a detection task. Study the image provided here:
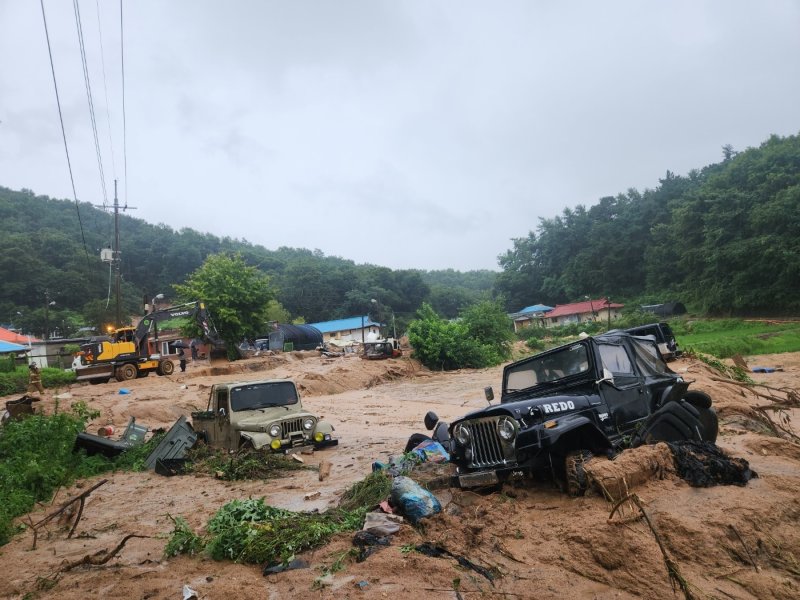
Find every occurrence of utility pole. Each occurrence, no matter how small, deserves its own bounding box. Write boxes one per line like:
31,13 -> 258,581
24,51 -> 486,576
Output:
97,180 -> 136,328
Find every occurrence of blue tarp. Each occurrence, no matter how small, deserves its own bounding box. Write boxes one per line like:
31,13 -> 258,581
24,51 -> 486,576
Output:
0,340 -> 27,353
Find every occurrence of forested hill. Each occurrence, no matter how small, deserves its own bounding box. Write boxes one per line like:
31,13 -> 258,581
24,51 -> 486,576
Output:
2,132 -> 798,335
0,186 -> 494,335
495,133 -> 800,314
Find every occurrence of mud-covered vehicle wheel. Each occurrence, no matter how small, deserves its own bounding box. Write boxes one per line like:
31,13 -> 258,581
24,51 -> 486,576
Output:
564,450 -> 592,497
631,400 -> 703,447
115,363 -> 138,381
683,390 -> 718,443
157,359 -> 175,376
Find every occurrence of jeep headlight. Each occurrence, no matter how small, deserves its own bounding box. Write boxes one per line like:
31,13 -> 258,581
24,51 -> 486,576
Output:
454,423 -> 471,446
303,418 -> 315,431
268,424 -> 281,438
497,417 -> 516,441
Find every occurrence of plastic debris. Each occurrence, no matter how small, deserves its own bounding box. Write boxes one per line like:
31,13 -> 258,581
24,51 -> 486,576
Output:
352,530 -> 390,562
363,511 -> 402,536
118,388 -> 131,395
409,439 -> 450,463
390,476 -> 441,524
262,558 -> 309,576
415,542 -> 495,583
182,585 -> 198,600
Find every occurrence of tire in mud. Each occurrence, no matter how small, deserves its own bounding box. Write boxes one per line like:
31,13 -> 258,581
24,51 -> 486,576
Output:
405,433 -> 432,453
115,363 -> 138,382
157,359 -> 175,376
631,400 -> 703,447
565,450 -> 592,497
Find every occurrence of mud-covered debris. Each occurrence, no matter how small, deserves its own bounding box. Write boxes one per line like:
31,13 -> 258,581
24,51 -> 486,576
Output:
667,440 -> 757,487
415,542 -> 495,583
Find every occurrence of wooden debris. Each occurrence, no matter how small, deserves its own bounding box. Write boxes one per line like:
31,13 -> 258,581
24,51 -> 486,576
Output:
29,479 -> 108,549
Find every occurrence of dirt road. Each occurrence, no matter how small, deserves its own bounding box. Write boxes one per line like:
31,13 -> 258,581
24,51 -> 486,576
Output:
1,351 -> 798,599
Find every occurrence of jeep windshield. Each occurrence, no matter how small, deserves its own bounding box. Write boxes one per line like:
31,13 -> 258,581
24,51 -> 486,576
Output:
503,343 -> 590,395
230,381 -> 299,411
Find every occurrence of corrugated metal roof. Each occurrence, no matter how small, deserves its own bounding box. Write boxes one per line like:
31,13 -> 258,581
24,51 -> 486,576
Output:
517,304 -> 553,314
546,298 -> 624,318
307,315 -> 380,334
0,340 -> 27,353
0,326 -> 37,344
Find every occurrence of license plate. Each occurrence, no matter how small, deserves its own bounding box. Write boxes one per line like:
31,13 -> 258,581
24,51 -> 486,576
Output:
458,471 -> 500,487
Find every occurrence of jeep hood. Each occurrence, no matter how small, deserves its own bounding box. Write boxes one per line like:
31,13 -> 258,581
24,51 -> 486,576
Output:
234,410 -> 316,431
453,391 -> 598,424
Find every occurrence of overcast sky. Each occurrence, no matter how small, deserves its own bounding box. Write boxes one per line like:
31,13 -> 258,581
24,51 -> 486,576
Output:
1,1 -> 798,271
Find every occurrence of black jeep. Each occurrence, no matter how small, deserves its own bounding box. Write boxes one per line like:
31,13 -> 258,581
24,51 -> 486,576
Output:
415,331 -> 717,495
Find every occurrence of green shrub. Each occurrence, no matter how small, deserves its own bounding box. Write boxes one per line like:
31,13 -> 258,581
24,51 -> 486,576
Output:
0,367 -> 76,396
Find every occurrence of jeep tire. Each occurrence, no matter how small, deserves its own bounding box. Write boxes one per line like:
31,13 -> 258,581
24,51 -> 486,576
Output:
632,400 -> 703,447
565,450 -> 592,497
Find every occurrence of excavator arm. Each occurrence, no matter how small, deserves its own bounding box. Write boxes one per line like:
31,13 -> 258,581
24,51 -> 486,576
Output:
135,301 -> 221,354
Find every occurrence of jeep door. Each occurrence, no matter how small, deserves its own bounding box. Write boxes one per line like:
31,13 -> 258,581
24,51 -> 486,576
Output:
596,341 -> 652,434
212,387 -> 233,449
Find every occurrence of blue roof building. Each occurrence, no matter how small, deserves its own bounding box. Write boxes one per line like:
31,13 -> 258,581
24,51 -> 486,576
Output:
508,304 -> 554,332
307,315 -> 381,342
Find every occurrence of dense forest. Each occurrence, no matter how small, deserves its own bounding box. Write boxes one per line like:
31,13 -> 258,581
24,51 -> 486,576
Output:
494,133 -> 800,314
1,132 -> 798,338
0,187 -> 493,337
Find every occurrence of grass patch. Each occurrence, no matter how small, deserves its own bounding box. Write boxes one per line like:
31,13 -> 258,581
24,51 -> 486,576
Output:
0,366 -> 76,396
676,319 -> 800,358
165,471 -> 393,566
185,445 -> 314,480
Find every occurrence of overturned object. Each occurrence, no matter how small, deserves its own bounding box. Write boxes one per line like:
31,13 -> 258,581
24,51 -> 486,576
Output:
73,416 -> 149,458
3,395 -> 40,424
145,415 -> 198,470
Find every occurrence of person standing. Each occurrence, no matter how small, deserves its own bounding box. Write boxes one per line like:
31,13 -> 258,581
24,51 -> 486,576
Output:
178,347 -> 187,372
28,363 -> 45,395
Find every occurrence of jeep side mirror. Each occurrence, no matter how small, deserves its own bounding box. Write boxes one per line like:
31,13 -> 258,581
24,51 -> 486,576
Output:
597,368 -> 615,386
424,411 -> 439,431
484,386 -> 494,404
218,407 -> 226,418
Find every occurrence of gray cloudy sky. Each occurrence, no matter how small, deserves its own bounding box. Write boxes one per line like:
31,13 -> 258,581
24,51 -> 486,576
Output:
1,1 -> 798,271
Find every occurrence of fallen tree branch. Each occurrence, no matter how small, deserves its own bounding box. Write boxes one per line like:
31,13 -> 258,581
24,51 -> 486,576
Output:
60,534 -> 149,572
609,494 -> 699,600
32,479 -> 108,530
728,525 -> 758,571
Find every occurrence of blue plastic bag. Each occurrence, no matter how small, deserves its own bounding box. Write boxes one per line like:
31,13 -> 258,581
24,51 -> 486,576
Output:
390,476 -> 441,524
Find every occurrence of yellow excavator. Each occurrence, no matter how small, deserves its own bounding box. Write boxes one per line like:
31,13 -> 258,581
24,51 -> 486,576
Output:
74,301 -> 220,384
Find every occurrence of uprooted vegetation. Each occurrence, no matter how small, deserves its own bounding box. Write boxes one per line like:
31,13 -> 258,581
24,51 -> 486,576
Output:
184,444 -> 315,480
165,471 -> 393,566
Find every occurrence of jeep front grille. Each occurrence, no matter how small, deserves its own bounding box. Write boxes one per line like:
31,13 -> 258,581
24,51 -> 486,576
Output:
281,418 -> 305,437
465,417 -> 507,468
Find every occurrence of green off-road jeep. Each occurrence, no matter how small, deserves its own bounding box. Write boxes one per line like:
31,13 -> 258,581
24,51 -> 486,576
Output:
192,379 -> 337,452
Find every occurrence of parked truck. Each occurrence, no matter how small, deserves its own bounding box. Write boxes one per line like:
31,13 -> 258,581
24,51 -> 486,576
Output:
191,379 -> 337,452
75,301 -> 220,384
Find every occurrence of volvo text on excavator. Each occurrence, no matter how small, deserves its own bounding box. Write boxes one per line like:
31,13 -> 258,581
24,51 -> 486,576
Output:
74,301 -> 221,384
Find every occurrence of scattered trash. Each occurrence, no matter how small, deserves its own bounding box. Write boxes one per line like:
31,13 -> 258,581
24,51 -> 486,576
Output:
352,530 -> 390,562
262,557 -> 309,576
182,584 -> 198,600
118,388 -> 131,395
751,367 -> 778,373
409,439 -> 450,463
74,417 -> 149,458
145,415 -> 198,471
3,395 -> 40,423
414,542 -> 495,583
291,453 -> 305,464
390,476 -> 441,524
356,580 -> 369,589
304,491 -> 321,501
53,392 -> 73,399
363,511 -> 402,536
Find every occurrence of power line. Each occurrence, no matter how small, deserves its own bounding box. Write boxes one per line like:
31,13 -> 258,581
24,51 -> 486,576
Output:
39,0 -> 92,267
72,0 -> 108,205
120,0 -> 129,207
95,0 -> 117,182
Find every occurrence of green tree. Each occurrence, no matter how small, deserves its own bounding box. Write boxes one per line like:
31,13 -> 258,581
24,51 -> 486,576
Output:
174,253 -> 276,359
407,303 -> 507,371
460,300 -> 514,361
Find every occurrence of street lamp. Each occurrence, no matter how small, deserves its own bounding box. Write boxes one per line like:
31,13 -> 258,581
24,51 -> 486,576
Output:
150,293 -> 164,314
44,296 -> 56,340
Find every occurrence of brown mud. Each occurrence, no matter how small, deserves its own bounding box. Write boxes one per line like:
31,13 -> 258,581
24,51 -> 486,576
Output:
1,350 -> 799,599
